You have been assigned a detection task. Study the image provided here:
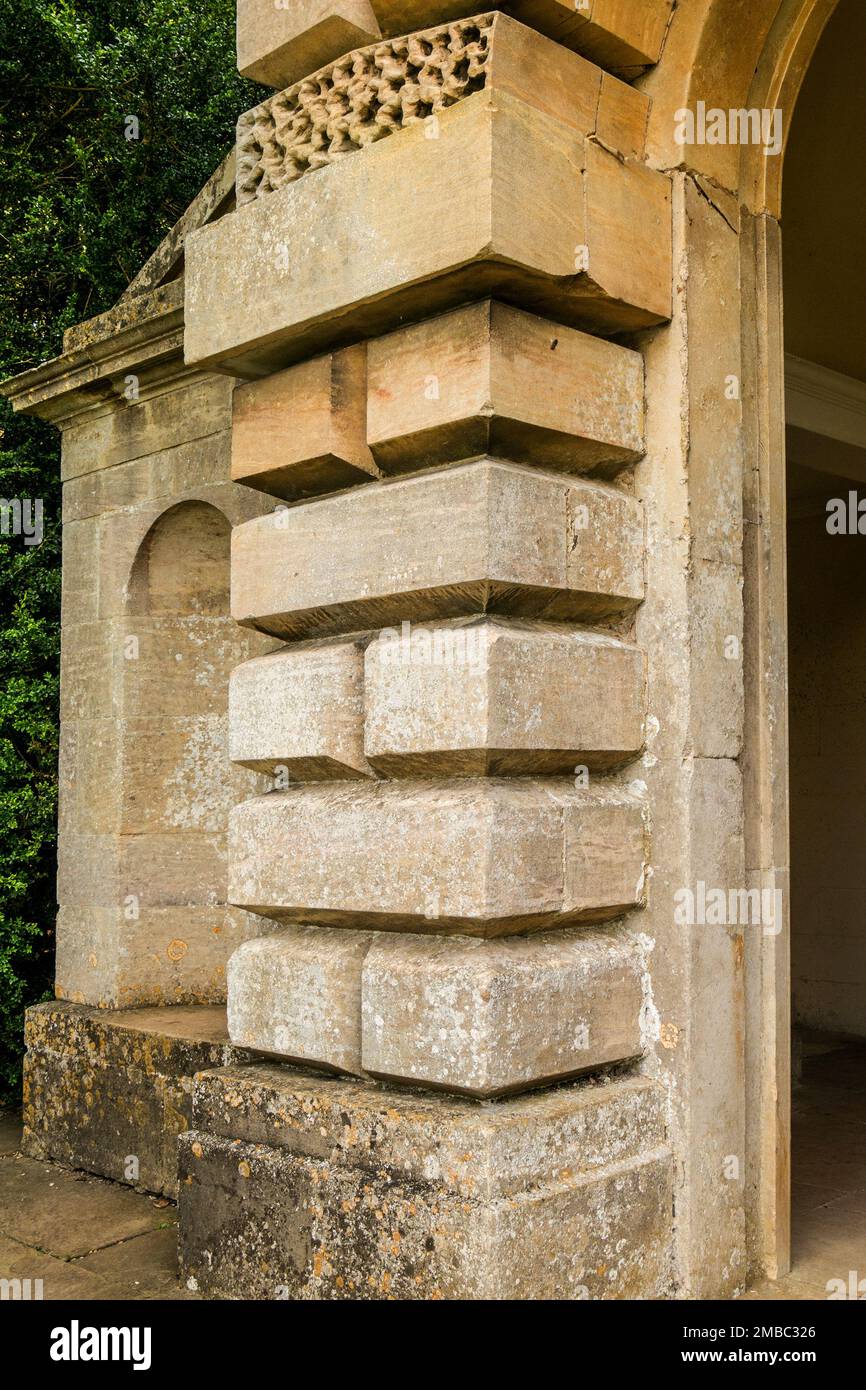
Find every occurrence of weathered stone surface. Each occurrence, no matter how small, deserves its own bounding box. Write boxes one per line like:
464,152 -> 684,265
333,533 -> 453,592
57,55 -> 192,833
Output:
178,1064 -> 673,1298
228,779 -> 648,934
191,1060 -> 665,1191
227,927 -> 375,1072
226,922 -> 644,1096
236,1 -> 671,101
237,0 -> 380,88
229,638 -> 370,778
231,345 -> 377,499
21,1002 -> 252,1197
366,299 -> 644,475
86,907 -> 265,1012
361,927 -> 644,1095
231,460 -> 645,640
188,22 -> 671,374
364,617 -> 646,775
236,14 -> 495,205
235,12 -> 656,206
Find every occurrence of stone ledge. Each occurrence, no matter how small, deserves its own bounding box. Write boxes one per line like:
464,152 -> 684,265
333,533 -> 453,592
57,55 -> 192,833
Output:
178,1063 -> 673,1298
190,1062 -> 667,1194
0,281 -> 188,426
21,1002 -> 253,1197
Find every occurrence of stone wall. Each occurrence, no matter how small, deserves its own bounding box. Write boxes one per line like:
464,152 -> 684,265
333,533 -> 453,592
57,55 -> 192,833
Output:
3,0 -> 828,1299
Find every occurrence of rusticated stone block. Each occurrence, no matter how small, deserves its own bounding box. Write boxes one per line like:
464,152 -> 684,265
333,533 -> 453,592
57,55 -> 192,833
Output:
361,927 -> 644,1095
364,617 -> 646,775
231,460 -> 645,640
187,18 -> 671,375
228,779 -> 648,934
237,0 -> 380,89
231,345 -> 376,500
229,638 -> 370,778
237,2 -> 671,103
235,13 -> 656,207
510,0 -> 674,72
178,1064 -> 673,1299
238,2 -> 670,103
227,926 -> 375,1072
226,921 -> 643,1095
366,300 -> 644,475
22,1002 -> 252,1197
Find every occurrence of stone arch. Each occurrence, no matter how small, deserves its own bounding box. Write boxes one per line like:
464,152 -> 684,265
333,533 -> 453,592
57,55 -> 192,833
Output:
641,0 -> 846,1285
644,0 -> 839,214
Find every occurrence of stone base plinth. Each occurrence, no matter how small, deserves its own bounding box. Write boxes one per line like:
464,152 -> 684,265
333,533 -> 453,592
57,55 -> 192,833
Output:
178,1063 -> 673,1300
22,1002 -> 253,1196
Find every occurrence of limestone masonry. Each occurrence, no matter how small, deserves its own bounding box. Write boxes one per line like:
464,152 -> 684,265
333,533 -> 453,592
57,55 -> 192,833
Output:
2,0 -> 812,1299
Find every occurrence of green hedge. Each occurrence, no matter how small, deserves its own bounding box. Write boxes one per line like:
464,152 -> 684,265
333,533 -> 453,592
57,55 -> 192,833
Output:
0,0 -> 262,1102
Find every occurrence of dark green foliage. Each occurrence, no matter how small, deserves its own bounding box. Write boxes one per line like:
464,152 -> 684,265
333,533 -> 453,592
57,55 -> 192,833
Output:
0,0 -> 260,1101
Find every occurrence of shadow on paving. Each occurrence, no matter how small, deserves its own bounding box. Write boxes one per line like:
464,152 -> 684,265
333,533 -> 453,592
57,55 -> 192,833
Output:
0,1110 -> 197,1301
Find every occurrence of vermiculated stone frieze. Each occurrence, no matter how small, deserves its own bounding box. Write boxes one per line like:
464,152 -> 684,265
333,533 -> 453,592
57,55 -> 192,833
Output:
236,15 -> 493,203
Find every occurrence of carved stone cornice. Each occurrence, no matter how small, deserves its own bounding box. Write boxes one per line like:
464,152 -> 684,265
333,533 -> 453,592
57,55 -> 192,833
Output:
0,280 -> 207,427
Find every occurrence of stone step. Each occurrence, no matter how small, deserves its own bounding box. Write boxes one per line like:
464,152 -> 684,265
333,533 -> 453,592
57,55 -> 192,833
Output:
21,1002 -> 254,1198
178,1063 -> 673,1299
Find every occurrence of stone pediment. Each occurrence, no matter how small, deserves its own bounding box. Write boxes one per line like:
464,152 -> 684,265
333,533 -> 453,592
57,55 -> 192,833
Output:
118,148 -> 238,303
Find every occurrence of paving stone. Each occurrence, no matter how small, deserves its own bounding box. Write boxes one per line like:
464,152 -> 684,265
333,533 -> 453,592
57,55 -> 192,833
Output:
0,1155 -> 168,1259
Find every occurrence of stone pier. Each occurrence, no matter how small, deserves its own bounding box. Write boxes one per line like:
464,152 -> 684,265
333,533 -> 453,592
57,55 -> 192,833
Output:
7,0 -> 817,1300
173,0 -> 674,1299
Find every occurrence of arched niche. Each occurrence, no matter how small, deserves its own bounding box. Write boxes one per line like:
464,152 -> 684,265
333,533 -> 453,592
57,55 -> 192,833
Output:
116,499 -> 267,1006
127,499 -> 231,620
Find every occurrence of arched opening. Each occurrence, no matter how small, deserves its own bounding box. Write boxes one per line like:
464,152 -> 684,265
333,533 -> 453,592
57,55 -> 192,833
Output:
118,500 -> 265,1006
783,0 -> 866,1290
